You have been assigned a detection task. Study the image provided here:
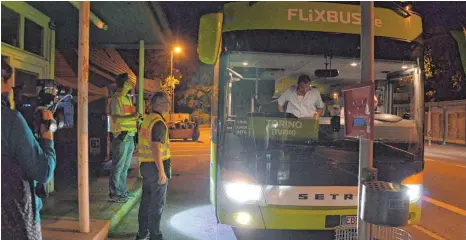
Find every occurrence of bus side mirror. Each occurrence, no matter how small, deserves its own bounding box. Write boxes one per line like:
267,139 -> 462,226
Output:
198,13 -> 223,65
331,116 -> 340,132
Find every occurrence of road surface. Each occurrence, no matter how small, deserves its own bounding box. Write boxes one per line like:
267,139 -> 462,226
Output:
404,147 -> 466,240
110,130 -> 466,240
110,128 -> 235,240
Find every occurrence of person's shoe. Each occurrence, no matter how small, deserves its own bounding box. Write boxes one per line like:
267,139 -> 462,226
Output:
123,192 -> 135,199
150,232 -> 165,240
135,232 -> 150,240
109,195 -> 128,203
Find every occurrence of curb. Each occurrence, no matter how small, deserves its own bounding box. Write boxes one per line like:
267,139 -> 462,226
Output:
108,180 -> 142,234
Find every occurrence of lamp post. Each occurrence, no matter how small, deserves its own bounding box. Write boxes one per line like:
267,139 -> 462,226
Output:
77,1 -> 90,233
169,46 -> 182,119
358,2 -> 375,240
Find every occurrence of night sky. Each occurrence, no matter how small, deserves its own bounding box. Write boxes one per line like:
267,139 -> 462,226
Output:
159,2 -> 226,66
158,1 -> 465,100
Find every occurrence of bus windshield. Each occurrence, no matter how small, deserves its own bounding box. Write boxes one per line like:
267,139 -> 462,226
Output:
220,31 -> 423,188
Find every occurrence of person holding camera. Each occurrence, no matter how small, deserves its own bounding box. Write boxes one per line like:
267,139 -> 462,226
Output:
109,73 -> 140,203
1,60 -> 56,239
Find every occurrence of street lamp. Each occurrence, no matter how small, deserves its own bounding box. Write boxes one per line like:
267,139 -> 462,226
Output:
170,45 -> 182,118
170,45 -> 182,78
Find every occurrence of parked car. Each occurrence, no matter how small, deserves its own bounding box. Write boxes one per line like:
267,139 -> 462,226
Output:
167,118 -> 200,141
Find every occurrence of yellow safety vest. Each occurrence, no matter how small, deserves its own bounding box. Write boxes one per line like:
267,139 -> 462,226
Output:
138,113 -> 171,163
109,92 -> 137,133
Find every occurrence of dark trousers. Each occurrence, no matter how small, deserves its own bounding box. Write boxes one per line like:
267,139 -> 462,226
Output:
137,163 -> 168,240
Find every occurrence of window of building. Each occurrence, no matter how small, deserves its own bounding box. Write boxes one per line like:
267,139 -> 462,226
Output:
24,18 -> 44,56
1,5 -> 20,47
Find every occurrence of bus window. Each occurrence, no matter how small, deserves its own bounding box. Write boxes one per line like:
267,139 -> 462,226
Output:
222,49 -> 423,190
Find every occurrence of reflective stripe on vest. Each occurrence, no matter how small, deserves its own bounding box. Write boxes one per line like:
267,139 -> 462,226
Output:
138,113 -> 171,162
110,93 -> 137,133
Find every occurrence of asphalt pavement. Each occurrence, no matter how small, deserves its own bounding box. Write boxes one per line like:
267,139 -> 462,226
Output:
110,132 -> 466,240
404,145 -> 466,240
109,129 -> 236,240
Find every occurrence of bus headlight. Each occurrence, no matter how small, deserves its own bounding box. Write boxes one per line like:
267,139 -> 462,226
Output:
234,212 -> 252,225
404,184 -> 422,203
223,182 -> 261,203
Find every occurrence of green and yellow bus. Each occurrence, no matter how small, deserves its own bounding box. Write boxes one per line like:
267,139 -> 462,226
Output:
198,1 -> 424,234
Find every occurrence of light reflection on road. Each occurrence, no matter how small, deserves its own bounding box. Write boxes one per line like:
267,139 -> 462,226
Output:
169,205 -> 237,240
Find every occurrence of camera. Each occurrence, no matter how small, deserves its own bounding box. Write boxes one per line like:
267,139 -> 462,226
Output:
13,79 -> 74,136
14,79 -> 75,198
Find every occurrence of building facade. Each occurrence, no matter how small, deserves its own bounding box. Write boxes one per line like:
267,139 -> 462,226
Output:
426,100 -> 466,145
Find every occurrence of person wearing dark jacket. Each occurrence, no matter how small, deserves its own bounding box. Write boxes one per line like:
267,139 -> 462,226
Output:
1,60 -> 56,240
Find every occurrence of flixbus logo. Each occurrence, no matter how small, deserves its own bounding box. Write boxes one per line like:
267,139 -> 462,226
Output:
298,193 -> 355,200
287,9 -> 383,28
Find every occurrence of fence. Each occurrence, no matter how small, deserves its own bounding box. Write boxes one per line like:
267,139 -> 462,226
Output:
425,100 -> 466,145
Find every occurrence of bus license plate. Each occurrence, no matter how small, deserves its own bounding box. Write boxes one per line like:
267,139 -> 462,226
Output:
342,215 -> 357,225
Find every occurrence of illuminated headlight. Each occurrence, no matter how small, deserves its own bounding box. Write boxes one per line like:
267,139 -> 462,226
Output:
223,182 -> 261,203
234,212 -> 252,225
404,184 -> 422,203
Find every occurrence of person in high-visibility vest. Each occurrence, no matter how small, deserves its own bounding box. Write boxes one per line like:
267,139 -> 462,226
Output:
108,73 -> 140,203
136,92 -> 171,240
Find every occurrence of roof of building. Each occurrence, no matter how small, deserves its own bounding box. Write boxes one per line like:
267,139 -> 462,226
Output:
27,1 -> 171,49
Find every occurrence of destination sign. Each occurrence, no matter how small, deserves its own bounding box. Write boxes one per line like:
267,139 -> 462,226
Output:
265,119 -> 303,137
233,117 -> 319,141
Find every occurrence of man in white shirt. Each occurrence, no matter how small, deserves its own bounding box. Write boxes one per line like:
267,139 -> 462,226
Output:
277,75 -> 325,118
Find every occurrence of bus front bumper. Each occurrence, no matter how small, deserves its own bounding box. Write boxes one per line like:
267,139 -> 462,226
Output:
217,202 -> 421,230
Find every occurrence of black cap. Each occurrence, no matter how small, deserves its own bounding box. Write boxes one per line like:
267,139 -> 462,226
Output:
116,73 -> 129,88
